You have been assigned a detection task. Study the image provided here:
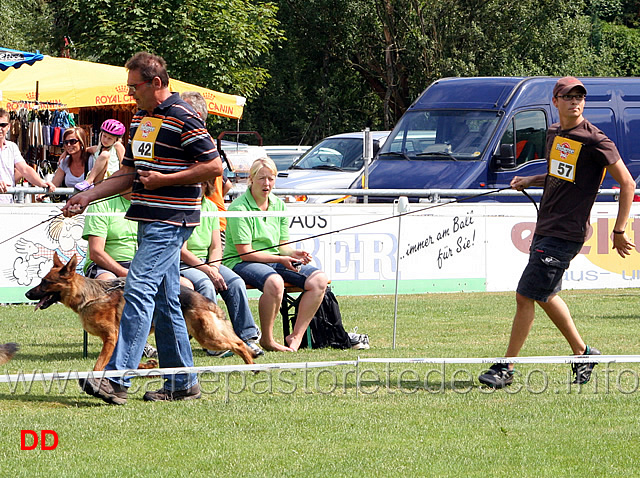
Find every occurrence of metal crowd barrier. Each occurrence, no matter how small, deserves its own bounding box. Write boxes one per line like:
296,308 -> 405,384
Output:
4,186 -> 636,204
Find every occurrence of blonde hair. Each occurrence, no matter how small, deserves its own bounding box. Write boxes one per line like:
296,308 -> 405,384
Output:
248,157 -> 277,185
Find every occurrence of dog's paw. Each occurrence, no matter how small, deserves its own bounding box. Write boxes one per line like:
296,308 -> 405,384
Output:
139,359 -> 158,369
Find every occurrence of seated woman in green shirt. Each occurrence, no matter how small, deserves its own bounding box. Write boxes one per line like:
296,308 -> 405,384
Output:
223,158 -> 329,352
180,179 -> 263,358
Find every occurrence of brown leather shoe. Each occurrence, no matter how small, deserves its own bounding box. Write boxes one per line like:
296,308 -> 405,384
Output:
79,377 -> 128,405
143,383 -> 201,402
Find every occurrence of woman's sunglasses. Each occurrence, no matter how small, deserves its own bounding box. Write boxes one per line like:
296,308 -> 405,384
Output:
63,139 -> 80,146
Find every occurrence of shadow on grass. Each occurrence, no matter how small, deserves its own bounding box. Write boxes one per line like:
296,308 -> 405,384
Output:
27,341 -> 85,349
0,391 -> 106,407
11,350 -> 90,363
339,378 -> 477,393
592,314 -> 640,321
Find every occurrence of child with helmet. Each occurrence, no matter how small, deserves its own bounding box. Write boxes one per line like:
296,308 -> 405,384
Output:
74,119 -> 126,191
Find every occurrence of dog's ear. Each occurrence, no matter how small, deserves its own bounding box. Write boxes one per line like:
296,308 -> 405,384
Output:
59,254 -> 78,278
52,252 -> 64,268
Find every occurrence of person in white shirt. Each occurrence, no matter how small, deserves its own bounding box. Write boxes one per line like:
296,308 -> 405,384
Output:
0,108 -> 56,203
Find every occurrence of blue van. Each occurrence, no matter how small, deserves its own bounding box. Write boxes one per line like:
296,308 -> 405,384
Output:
350,77 -> 640,201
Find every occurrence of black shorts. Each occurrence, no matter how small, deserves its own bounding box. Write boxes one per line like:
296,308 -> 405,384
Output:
85,260 -> 132,279
516,234 -> 582,302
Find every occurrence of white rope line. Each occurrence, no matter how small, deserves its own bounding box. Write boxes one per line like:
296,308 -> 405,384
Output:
72,210 -> 638,219
0,360 -> 357,383
359,355 -> 640,365
2,355 -> 639,384
4,205 -> 639,220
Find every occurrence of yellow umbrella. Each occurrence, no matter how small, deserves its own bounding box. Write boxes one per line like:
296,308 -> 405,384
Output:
0,55 -> 245,119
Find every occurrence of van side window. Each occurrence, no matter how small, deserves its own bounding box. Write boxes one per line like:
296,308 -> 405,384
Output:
500,110 -> 547,166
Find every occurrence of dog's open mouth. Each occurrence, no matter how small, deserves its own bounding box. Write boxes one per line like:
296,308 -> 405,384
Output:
33,292 -> 61,311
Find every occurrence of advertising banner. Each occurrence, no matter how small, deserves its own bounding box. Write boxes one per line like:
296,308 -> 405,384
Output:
1,202 -> 638,303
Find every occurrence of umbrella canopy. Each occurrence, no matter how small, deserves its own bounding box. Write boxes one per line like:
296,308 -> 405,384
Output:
0,47 -> 44,71
0,56 -> 245,119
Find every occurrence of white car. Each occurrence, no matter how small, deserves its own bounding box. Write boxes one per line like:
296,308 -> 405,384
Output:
275,131 -> 390,203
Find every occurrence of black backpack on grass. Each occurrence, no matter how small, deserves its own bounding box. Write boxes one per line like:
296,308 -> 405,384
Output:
309,288 -> 351,349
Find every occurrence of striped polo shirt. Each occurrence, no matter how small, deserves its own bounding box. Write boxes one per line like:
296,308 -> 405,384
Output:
122,93 -> 219,227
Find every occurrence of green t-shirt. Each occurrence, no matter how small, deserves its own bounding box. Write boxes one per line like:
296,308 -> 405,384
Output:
222,190 -> 289,270
82,195 -> 137,274
185,198 -> 220,261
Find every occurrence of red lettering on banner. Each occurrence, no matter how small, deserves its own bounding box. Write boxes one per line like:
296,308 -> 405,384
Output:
511,219 -> 640,256
208,102 -> 233,115
510,222 -> 535,254
96,94 -> 131,105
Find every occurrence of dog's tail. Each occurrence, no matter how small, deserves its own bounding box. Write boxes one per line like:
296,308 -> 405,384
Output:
0,343 -> 19,366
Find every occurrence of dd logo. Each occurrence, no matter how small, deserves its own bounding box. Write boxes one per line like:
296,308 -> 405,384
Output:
20,430 -> 58,450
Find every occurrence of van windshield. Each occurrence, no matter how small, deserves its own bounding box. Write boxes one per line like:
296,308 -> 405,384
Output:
292,138 -> 365,171
380,110 -> 500,160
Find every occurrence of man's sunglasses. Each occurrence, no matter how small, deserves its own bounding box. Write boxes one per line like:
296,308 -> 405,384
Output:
556,94 -> 586,101
127,78 -> 153,93
0,123 -> 9,128
63,139 -> 80,146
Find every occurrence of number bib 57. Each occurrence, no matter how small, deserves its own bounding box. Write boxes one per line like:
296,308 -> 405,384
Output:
549,136 -> 582,183
132,117 -> 163,163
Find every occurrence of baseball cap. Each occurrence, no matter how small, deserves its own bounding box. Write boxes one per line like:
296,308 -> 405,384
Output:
553,76 -> 587,97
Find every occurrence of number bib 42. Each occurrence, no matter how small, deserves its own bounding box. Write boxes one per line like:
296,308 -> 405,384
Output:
549,136 -> 582,182
132,117 -> 163,163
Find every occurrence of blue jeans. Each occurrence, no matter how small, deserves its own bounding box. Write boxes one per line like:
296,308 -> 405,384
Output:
180,263 -> 259,342
232,261 -> 318,291
107,222 -> 197,391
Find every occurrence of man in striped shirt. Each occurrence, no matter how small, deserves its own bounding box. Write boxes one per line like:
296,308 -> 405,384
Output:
63,52 -> 222,405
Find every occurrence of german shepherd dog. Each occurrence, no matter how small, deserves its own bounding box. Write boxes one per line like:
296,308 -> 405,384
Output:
25,253 -> 255,370
0,343 -> 19,366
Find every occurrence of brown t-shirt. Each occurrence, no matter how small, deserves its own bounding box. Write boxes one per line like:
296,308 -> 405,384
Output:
535,119 -> 621,242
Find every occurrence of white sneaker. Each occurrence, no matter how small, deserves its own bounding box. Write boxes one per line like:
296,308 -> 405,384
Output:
143,343 -> 158,358
349,327 -> 370,350
245,339 -> 265,357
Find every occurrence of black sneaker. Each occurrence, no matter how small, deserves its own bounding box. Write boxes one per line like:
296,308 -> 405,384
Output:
571,345 -> 601,384
478,363 -> 514,389
143,383 -> 201,402
79,377 -> 128,405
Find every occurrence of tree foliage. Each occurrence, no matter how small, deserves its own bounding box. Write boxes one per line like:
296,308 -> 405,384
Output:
47,0 -> 283,99
4,0 -> 640,144
244,0 -> 611,142
0,0 -> 55,53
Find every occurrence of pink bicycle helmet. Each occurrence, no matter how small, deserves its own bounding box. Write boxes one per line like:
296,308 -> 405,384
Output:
100,119 -> 126,136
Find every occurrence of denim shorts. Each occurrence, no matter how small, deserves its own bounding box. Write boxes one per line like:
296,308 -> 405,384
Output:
516,234 -> 583,302
232,261 -> 319,291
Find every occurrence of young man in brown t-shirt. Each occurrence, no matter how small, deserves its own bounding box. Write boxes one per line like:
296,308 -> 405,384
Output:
479,76 -> 636,389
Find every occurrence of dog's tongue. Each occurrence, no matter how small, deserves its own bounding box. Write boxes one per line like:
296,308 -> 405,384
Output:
34,298 -> 47,311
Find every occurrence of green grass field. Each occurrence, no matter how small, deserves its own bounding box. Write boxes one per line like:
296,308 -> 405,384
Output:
1,289 -> 640,477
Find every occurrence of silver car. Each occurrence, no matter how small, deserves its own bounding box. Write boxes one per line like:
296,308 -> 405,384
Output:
263,145 -> 311,171
275,131 -> 390,203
